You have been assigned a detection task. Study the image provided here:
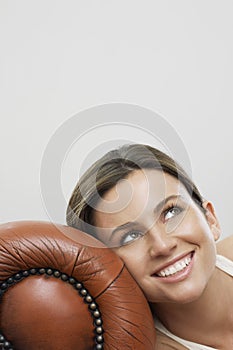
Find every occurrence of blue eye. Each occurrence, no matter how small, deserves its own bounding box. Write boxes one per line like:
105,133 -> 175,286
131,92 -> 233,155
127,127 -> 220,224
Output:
121,230 -> 143,246
164,206 -> 182,221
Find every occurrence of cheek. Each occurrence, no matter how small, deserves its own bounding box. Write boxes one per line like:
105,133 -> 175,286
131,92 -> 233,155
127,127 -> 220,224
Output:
176,211 -> 214,242
113,248 -> 146,281
178,214 -> 217,268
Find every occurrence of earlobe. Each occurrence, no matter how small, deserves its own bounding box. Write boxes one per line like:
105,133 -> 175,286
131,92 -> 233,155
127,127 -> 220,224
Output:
202,201 -> 221,241
211,225 -> 221,241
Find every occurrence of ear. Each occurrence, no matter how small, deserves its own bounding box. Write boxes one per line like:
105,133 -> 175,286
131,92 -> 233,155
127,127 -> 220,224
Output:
202,201 -> 221,241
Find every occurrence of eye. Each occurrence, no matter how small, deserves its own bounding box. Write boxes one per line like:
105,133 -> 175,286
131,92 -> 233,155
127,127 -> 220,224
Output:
121,230 -> 143,246
163,205 -> 183,222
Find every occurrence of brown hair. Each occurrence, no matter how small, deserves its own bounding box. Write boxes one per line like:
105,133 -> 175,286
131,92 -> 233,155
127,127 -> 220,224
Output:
66,143 -> 204,235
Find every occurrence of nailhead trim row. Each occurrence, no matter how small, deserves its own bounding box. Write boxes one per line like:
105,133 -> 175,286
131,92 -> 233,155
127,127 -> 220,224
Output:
0,267 -> 104,350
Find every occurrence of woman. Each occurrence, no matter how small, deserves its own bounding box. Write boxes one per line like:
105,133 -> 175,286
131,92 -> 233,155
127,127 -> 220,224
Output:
66,143 -> 233,349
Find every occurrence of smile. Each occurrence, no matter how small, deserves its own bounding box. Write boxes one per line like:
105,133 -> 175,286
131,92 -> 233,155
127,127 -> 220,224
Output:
154,252 -> 194,278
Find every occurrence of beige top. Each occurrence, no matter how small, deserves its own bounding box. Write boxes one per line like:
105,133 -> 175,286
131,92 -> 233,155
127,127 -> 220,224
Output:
154,255 -> 233,349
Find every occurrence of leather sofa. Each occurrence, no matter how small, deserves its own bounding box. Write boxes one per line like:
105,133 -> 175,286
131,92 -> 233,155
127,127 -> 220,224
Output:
0,221 -> 156,349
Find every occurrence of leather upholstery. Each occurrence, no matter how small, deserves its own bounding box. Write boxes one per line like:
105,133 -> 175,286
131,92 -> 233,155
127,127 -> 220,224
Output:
0,221 -> 156,349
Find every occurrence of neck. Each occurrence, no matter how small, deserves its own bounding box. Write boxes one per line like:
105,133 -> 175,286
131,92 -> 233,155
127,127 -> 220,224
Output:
151,266 -> 232,347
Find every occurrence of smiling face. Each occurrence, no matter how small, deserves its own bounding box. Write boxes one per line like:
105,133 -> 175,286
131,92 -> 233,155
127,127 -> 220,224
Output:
93,169 -> 220,304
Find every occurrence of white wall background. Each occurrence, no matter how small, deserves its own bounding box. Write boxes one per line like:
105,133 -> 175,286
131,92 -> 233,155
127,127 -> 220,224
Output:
0,1 -> 232,238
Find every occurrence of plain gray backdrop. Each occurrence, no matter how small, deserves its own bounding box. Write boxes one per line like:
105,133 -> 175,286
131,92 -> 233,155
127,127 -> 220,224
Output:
1,1 -> 232,239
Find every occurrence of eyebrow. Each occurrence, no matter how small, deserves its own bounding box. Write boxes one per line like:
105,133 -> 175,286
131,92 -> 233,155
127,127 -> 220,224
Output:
110,194 -> 182,239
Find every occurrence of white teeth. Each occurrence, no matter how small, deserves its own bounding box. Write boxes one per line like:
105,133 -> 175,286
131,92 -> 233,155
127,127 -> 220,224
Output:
157,255 -> 192,277
160,270 -> 166,277
170,267 -> 177,274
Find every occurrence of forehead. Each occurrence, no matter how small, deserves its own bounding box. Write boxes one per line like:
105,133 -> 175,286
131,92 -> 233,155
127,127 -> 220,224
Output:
93,169 -> 189,228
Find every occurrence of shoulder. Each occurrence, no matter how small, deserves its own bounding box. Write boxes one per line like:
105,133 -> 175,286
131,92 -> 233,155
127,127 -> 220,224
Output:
155,329 -> 188,350
217,235 -> 233,260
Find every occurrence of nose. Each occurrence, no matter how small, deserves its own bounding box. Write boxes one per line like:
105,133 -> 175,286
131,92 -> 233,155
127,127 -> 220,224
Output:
148,226 -> 177,258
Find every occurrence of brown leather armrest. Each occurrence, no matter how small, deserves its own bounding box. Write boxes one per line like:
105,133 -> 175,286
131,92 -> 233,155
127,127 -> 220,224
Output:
0,221 -> 156,349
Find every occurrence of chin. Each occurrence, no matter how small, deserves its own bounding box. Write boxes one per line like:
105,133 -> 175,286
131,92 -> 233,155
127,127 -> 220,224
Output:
173,292 -> 202,305
146,282 -> 207,305
172,283 -> 208,305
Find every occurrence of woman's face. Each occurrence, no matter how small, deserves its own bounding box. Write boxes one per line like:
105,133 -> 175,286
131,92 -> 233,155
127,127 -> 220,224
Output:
93,169 -> 220,304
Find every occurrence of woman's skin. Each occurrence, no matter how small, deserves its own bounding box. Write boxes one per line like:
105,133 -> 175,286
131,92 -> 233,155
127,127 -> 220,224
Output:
93,169 -> 233,349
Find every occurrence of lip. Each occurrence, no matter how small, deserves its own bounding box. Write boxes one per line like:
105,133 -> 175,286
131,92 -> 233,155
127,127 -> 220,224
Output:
151,251 -> 195,283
